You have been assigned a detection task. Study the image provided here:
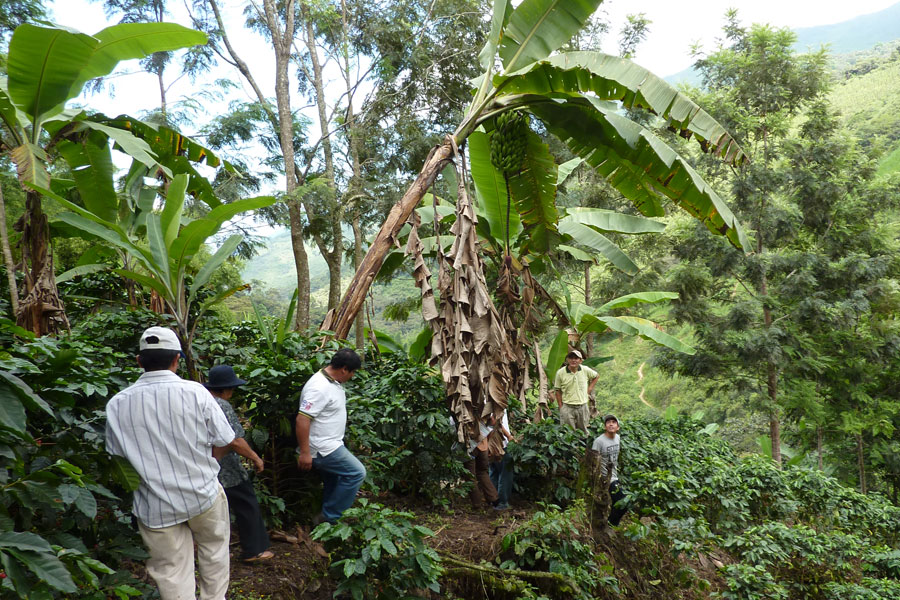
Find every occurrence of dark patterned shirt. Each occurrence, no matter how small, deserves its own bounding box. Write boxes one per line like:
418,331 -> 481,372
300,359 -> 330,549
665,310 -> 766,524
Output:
213,397 -> 249,488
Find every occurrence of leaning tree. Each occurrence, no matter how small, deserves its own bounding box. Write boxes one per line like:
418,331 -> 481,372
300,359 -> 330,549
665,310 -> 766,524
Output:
323,0 -> 749,449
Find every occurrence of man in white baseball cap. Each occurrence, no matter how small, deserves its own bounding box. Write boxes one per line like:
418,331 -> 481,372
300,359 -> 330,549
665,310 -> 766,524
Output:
552,349 -> 599,432
106,326 -> 236,600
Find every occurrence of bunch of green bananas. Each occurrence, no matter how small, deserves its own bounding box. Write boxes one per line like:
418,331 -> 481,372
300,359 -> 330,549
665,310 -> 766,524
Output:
490,110 -> 529,177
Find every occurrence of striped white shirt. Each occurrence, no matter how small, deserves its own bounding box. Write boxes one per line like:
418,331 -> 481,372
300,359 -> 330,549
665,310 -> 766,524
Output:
105,370 -> 235,528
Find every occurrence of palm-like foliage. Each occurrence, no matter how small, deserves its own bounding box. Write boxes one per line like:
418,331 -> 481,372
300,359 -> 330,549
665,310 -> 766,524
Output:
34,174 -> 274,379
0,21 -> 209,334
328,0 -> 748,438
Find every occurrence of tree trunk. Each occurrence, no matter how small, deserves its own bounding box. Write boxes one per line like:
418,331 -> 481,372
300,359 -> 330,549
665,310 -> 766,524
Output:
15,191 -> 68,335
584,262 -> 593,358
301,2 -> 343,313
289,202 -> 310,330
856,434 -> 867,495
0,184 -> 20,314
352,212 -> 364,350
324,138 -> 455,339
261,0 -> 309,328
156,65 -> 167,123
816,425 -> 823,471
209,0 -> 311,326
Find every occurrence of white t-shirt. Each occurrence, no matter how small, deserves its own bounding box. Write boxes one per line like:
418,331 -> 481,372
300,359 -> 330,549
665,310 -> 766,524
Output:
499,410 -> 510,448
591,433 -> 620,482
298,370 -> 347,457
105,370 -> 235,528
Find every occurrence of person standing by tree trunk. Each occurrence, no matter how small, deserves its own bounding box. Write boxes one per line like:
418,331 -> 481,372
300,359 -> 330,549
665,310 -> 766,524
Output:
204,365 -> 273,564
553,350 -> 599,432
592,414 -> 625,526
489,409 -> 516,510
105,327 -> 235,600
295,349 -> 366,525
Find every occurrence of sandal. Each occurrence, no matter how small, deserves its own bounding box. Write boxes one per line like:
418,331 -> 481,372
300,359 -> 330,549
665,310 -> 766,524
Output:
243,550 -> 274,563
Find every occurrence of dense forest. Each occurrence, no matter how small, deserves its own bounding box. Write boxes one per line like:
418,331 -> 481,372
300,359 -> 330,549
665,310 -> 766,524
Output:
1,0 -> 900,598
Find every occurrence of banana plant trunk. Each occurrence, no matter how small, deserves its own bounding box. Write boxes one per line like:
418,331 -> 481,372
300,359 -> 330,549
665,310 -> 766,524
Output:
15,192 -> 68,335
324,137 -> 455,339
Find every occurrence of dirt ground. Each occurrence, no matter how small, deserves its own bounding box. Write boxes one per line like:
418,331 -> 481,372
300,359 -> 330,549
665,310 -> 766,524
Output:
225,502 -> 532,599
125,498 -> 725,599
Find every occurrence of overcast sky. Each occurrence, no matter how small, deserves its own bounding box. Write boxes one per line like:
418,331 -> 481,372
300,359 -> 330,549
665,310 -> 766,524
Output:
48,0 -> 900,120
598,0 -> 899,75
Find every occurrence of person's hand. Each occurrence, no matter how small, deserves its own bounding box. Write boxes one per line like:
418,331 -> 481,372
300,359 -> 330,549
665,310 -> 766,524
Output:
297,451 -> 313,471
252,456 -> 265,473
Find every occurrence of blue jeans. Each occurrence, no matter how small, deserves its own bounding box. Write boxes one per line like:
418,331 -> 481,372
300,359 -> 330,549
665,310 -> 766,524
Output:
489,453 -> 514,507
313,445 -> 366,523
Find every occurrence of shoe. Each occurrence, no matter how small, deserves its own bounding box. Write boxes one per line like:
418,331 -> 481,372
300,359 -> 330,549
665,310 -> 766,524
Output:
242,550 -> 274,563
493,503 -> 510,511
311,512 -> 328,527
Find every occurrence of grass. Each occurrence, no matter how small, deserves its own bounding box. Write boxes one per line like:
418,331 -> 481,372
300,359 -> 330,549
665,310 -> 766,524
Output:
877,143 -> 900,177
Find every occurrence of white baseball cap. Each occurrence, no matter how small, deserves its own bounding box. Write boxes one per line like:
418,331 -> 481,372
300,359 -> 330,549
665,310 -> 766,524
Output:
139,327 -> 183,352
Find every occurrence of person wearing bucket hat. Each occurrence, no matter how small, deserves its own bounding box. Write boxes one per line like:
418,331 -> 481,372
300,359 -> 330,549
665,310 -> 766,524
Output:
552,349 -> 600,432
591,414 -> 626,526
205,365 -> 273,564
105,327 -> 236,600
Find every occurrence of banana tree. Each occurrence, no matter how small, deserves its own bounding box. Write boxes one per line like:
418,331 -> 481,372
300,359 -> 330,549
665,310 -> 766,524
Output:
328,0 -> 748,341
32,174 -> 275,380
327,0 -> 749,448
51,114 -> 239,308
0,21 -> 208,335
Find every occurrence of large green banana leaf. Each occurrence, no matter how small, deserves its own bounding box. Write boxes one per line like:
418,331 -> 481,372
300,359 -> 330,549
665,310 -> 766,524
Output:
578,313 -> 695,354
498,0 -> 604,74
530,96 -> 749,250
7,23 -> 206,127
74,23 -> 206,94
508,129 -> 559,255
597,291 -> 679,311
7,25 -> 96,125
106,116 -> 234,207
168,195 -> 276,266
0,78 -> 27,145
561,207 -> 665,234
188,234 -> 243,305
497,52 -> 746,164
56,131 -> 118,223
558,220 -> 638,274
557,244 -> 594,262
478,0 -> 512,70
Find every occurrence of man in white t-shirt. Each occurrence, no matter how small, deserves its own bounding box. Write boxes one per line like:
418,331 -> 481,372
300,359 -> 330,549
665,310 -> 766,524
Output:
105,327 -> 235,600
591,414 -> 625,526
296,348 -> 365,524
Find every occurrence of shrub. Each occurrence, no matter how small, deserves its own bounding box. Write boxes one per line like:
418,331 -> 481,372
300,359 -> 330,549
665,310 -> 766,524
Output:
508,420 -> 585,503
0,322 -> 149,597
311,499 -> 442,600
499,500 -> 617,600
346,353 -> 469,505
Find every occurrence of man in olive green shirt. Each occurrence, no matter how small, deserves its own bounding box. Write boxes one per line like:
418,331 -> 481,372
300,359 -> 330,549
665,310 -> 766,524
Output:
552,350 -> 599,432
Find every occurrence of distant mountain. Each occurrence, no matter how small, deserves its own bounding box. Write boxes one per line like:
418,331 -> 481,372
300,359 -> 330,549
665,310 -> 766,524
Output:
241,228 -> 330,297
665,1 -> 900,84
793,2 -> 900,54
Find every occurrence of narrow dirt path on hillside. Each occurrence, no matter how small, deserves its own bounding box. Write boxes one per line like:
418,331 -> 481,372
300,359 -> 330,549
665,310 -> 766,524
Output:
636,362 -> 654,408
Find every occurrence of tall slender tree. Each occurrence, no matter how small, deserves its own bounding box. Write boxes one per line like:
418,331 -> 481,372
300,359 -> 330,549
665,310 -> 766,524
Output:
660,15 -> 829,466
